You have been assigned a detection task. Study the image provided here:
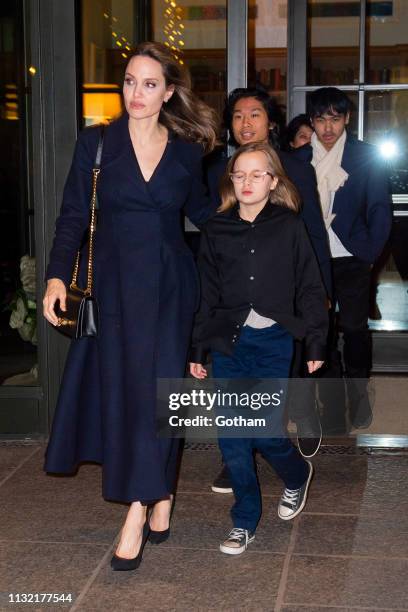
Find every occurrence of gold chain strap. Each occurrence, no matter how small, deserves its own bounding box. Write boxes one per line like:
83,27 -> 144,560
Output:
70,167 -> 100,295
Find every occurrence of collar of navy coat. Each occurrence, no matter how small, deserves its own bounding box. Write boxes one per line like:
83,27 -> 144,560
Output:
83,111 -> 200,212
294,133 -> 385,212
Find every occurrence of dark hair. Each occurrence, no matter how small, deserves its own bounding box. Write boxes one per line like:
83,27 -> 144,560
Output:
128,42 -> 218,152
219,142 -> 300,213
307,87 -> 352,119
283,114 -> 312,150
223,87 -> 285,148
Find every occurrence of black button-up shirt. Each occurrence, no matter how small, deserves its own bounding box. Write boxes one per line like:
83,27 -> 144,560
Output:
190,201 -> 328,364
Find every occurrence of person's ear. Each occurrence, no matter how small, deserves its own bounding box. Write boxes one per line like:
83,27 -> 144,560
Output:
345,112 -> 350,125
270,177 -> 278,191
164,84 -> 175,103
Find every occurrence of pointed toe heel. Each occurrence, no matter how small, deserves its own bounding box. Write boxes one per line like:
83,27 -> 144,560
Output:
148,527 -> 170,545
111,523 -> 150,571
110,553 -> 143,572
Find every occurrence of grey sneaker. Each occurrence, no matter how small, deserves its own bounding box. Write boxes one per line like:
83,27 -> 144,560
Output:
219,528 -> 255,555
278,460 -> 314,521
296,407 -> 322,458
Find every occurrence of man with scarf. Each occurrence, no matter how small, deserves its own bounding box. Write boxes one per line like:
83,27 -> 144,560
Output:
294,87 -> 392,432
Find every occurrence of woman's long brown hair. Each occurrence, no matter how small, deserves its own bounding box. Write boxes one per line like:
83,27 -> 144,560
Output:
218,142 -> 301,212
128,42 -> 219,153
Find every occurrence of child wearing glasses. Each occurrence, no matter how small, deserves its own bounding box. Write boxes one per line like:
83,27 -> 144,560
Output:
190,142 -> 328,555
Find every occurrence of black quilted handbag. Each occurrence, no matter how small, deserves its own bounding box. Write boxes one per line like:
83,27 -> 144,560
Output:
55,128 -> 104,339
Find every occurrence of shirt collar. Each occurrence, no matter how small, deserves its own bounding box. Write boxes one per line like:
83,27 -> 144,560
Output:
227,200 -> 277,223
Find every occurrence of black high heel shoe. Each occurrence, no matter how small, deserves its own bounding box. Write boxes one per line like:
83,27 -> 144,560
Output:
111,522 -> 150,571
147,497 -> 173,544
148,526 -> 170,545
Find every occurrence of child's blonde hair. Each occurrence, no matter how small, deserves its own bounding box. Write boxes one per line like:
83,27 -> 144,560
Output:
218,142 -> 301,213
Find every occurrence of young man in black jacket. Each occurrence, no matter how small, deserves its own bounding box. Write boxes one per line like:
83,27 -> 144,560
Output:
293,87 -> 392,432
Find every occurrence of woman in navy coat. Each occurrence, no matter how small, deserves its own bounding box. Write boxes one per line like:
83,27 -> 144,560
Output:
43,42 -> 218,570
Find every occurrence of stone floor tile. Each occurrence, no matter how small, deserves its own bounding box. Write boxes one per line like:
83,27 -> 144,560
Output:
78,547 -> 284,611
284,555 -> 408,609
0,454 -> 124,544
282,607 -> 389,612
295,514 -> 408,558
0,444 -> 41,483
303,456 -> 371,515
305,455 -> 408,517
0,541 -> 108,611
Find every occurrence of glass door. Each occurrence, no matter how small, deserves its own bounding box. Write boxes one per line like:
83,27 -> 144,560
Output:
80,0 -> 227,126
0,0 -> 38,388
290,0 -> 408,347
288,0 -> 408,446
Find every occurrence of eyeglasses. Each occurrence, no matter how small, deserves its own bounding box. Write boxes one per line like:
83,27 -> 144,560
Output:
229,171 -> 274,184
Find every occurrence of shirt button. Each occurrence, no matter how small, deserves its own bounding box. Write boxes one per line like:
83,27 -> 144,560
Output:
250,276 -> 254,280
250,249 -> 255,254
233,334 -> 237,338
251,224 -> 255,228
236,324 -> 240,329
232,339 -> 236,343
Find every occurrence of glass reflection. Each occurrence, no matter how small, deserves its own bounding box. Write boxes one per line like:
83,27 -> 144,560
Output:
366,0 -> 408,85
152,0 -> 227,118
248,0 -> 288,115
307,0 -> 359,86
365,91 -> 408,332
81,0 -> 227,125
0,1 -> 38,385
365,91 -> 408,194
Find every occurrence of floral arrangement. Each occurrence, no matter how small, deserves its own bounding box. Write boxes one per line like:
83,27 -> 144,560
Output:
6,255 -> 37,345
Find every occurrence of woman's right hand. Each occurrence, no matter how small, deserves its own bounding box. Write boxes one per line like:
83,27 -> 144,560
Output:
43,278 -> 66,326
189,363 -> 207,379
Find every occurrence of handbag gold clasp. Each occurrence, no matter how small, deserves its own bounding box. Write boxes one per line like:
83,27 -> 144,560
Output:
56,317 -> 76,327
69,282 -> 91,296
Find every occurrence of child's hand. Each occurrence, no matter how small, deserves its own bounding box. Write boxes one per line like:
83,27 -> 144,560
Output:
189,363 -> 208,379
307,360 -> 324,374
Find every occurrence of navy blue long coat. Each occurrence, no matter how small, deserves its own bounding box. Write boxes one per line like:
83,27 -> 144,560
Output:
44,112 -> 214,503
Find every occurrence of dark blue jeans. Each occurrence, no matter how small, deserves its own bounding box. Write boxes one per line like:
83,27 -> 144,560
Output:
212,325 -> 309,532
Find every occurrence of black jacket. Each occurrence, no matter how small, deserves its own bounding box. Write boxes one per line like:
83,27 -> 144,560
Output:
293,135 -> 392,263
206,148 -> 332,296
190,201 -> 329,365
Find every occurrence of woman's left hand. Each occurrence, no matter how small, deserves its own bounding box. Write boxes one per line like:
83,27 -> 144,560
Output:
307,360 -> 324,374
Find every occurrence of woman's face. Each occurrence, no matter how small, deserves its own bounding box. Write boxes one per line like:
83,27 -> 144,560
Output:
123,55 -> 174,120
232,151 -> 278,208
231,97 -> 271,145
290,124 -> 313,149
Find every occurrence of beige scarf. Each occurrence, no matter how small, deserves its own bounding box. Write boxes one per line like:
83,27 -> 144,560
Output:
311,130 -> 348,228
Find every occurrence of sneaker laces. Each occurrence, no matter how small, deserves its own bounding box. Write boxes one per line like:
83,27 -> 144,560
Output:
281,487 -> 300,509
227,527 -> 248,545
